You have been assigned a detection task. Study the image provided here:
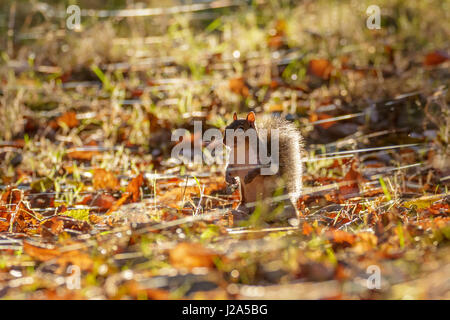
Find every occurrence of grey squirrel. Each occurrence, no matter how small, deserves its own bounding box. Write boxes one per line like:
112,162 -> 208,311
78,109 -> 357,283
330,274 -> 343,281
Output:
224,112 -> 304,224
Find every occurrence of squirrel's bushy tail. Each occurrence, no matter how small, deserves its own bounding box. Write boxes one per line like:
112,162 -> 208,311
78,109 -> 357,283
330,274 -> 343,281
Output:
257,117 -> 303,205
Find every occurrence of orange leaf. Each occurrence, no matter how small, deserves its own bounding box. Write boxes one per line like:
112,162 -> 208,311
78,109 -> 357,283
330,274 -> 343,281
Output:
0,219 -> 8,232
308,59 -> 333,80
23,241 -> 60,261
80,193 -> 116,212
57,250 -> 93,271
339,158 -> 362,199
106,192 -> 129,214
269,104 -> 284,112
23,241 -> 93,271
67,150 -> 99,161
126,281 -> 170,300
268,35 -> 284,49
67,141 -> 100,161
169,242 -> 218,270
93,168 -> 120,191
424,50 -> 449,66
1,187 -> 22,205
229,77 -> 249,97
40,216 -> 64,238
309,113 -> 336,129
106,173 -> 145,214
126,173 -> 144,202
88,213 -> 103,224
302,221 -> 313,236
57,111 -> 79,129
326,229 -> 356,245
12,202 -> 42,234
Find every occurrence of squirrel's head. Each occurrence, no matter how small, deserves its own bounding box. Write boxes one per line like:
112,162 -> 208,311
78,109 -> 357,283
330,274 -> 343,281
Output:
225,111 -> 256,130
223,111 -> 257,148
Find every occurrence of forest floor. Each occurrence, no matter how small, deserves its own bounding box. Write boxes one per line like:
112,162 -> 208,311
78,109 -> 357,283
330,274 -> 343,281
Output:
0,0 -> 449,299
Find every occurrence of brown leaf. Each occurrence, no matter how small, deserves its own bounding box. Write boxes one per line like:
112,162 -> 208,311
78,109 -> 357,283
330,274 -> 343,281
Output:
30,193 -> 55,209
267,19 -> 287,49
326,229 -> 356,246
88,213 -> 103,224
40,214 -> 91,237
23,241 -> 93,271
23,241 -> 60,261
339,158 -> 362,199
57,250 -> 93,271
169,242 -> 218,270
58,215 -> 92,232
309,113 -> 337,129
57,111 -> 79,129
126,173 -> 144,202
67,141 -> 100,161
37,288 -> 83,300
93,168 -> 120,191
229,77 -> 249,97
79,193 -> 116,213
308,59 -> 333,80
1,187 -> 22,205
106,173 -> 145,214
106,193 -> 129,214
302,222 -> 313,236
10,201 -> 43,234
67,150 -> 99,161
268,35 -> 284,49
125,280 -> 170,300
40,216 -> 64,238
0,219 -> 8,232
424,50 -> 449,66
353,232 -> 378,253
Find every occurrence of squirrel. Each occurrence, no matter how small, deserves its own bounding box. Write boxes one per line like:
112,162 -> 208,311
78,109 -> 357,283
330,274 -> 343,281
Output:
224,111 -> 304,224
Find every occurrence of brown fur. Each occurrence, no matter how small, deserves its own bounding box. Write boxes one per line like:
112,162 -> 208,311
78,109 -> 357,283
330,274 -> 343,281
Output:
224,112 -> 304,221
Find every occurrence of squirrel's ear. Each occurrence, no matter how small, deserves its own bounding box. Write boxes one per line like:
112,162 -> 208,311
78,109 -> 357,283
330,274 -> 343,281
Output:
233,112 -> 237,121
246,111 -> 255,124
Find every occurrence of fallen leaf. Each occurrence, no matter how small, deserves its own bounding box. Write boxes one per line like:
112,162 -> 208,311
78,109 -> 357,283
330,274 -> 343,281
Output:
67,141 -> 100,161
302,222 -> 313,236
80,193 -> 116,212
57,111 -> 79,129
40,216 -> 64,238
93,168 -> 120,191
88,213 -> 103,224
106,173 -> 145,214
169,242 -> 218,270
308,59 -> 333,80
339,158 -> 362,199
106,193 -> 129,214
229,77 -> 249,97
126,173 -> 144,202
23,241 -> 93,271
423,50 -> 449,66
268,19 -> 287,49
1,189 -> 43,234
23,241 -> 60,261
67,149 -> 99,161
326,229 -> 356,246
125,281 -> 170,300
309,113 -> 337,129
1,187 -> 22,205
0,219 -> 8,232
